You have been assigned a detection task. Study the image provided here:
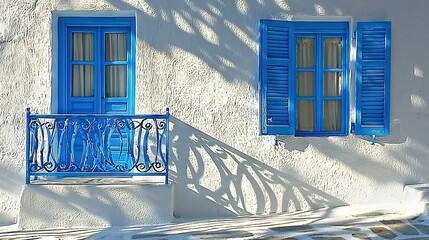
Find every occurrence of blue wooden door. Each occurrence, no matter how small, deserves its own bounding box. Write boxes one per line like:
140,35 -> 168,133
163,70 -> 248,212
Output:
100,27 -> 134,171
66,27 -> 133,115
58,24 -> 135,172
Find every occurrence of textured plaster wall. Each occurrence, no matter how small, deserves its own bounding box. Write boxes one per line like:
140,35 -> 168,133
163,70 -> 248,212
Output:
1,0 -> 429,224
18,184 -> 173,229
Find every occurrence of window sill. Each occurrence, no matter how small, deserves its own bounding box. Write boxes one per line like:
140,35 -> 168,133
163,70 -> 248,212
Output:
295,131 -> 348,137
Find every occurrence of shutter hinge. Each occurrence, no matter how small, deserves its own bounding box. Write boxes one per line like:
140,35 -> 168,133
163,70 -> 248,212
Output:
352,31 -> 357,40
371,134 -> 377,145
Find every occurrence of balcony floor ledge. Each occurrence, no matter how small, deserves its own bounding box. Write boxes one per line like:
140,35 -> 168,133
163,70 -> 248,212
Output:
29,176 -> 167,185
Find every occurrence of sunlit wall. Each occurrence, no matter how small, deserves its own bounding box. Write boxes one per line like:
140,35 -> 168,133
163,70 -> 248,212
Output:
1,0 -> 429,223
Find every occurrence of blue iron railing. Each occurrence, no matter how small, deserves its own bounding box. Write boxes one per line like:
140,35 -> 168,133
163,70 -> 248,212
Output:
25,108 -> 170,184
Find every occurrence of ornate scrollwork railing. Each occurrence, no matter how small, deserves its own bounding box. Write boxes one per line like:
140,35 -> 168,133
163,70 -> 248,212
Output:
25,108 -> 170,184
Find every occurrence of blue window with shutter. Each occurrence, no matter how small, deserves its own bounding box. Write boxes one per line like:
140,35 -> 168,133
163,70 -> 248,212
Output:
259,20 -> 391,137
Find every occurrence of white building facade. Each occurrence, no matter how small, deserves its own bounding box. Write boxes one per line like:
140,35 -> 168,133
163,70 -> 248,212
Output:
0,0 -> 429,226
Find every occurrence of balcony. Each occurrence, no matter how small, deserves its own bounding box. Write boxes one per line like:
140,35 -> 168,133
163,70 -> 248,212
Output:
25,108 -> 170,184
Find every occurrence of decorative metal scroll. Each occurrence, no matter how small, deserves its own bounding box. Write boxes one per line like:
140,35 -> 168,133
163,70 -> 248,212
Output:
25,108 -> 170,184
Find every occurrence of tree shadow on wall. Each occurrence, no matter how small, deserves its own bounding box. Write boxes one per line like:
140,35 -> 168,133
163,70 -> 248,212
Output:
168,117 -> 346,219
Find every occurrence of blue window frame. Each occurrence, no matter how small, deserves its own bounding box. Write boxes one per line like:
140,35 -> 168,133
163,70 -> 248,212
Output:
57,17 -> 136,114
294,22 -> 349,136
259,20 -> 391,137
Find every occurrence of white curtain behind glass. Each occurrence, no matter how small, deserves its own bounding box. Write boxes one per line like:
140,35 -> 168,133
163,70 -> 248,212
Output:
324,38 -> 342,95
105,33 -> 127,98
71,32 -> 128,98
296,37 -> 342,131
72,33 -> 94,97
297,38 -> 315,131
323,38 -> 342,131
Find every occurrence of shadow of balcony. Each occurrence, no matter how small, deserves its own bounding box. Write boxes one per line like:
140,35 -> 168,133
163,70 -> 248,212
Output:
168,116 -> 347,219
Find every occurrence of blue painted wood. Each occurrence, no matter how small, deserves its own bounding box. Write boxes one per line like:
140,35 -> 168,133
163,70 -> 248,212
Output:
25,109 -> 170,184
259,19 -> 295,135
101,26 -> 135,115
66,26 -> 100,114
355,22 -> 391,136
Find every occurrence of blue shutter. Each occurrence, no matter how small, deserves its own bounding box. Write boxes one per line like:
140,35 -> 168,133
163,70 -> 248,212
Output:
259,19 -> 295,135
355,22 -> 391,136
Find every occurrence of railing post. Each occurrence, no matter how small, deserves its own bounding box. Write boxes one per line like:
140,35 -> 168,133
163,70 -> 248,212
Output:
165,107 -> 170,185
25,108 -> 30,184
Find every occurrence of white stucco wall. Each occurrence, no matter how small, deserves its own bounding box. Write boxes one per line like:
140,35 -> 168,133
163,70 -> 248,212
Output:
18,184 -> 173,229
1,0 -> 429,224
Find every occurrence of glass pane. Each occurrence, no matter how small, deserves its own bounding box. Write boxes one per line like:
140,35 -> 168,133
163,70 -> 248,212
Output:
324,72 -> 342,96
324,37 -> 342,69
297,38 -> 315,68
105,65 -> 127,98
105,33 -> 127,61
324,101 -> 341,131
72,32 -> 94,61
72,65 -> 94,97
297,100 -> 314,131
297,72 -> 314,96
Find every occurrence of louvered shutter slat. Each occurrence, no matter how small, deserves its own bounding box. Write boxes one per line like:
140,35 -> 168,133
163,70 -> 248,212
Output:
355,22 -> 391,136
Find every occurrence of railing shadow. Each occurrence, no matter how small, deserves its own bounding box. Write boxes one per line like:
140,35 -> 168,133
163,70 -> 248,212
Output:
169,117 -> 346,219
